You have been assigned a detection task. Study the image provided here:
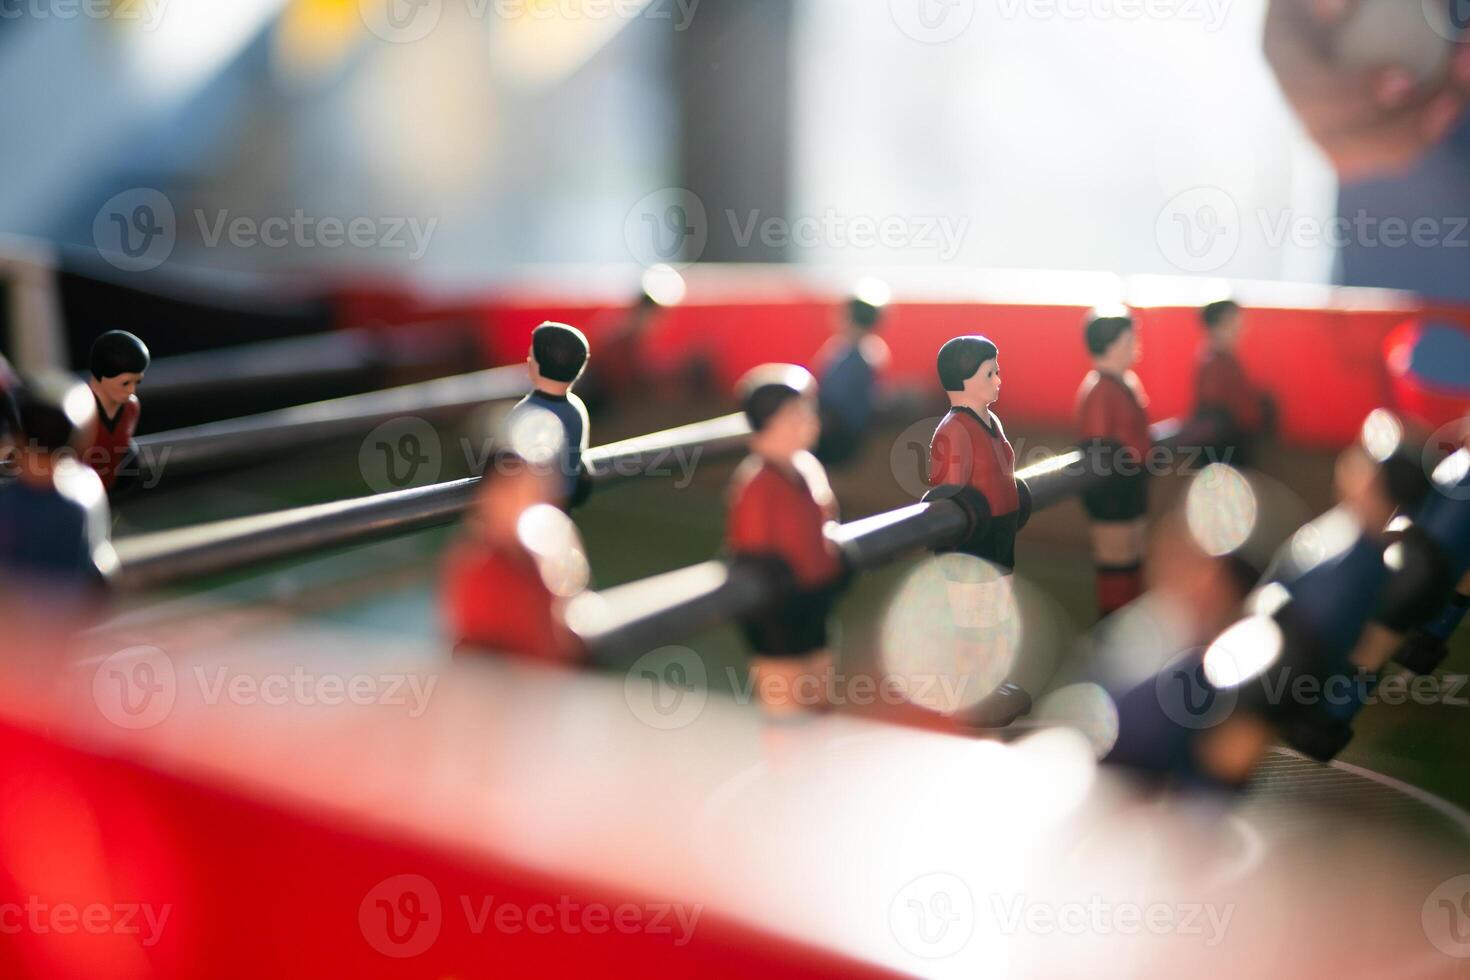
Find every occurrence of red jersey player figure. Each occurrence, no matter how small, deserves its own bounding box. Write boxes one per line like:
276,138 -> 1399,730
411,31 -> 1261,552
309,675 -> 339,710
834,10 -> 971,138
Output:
925,335 -> 1033,728
82,330 -> 149,496
577,266 -> 682,414
1076,306 -> 1151,620
1195,299 -> 1274,468
727,364 -> 848,718
443,415 -> 591,661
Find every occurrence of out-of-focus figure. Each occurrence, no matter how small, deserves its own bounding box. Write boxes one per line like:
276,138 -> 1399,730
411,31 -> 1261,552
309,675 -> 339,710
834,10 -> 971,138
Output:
1388,427 -> 1470,676
1075,306 -> 1150,619
578,266 -> 683,412
1085,464 -> 1291,790
1193,300 -> 1274,470
443,414 -> 590,662
0,351 -> 18,481
82,330 -> 149,497
0,376 -> 117,606
726,364 -> 848,718
815,281 -> 890,467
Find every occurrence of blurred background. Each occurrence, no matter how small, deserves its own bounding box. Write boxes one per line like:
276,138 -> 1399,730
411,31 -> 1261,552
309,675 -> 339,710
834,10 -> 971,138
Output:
5,0 -> 1336,282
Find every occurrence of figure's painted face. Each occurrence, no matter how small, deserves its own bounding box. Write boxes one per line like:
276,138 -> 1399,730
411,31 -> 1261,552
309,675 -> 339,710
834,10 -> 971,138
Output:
1216,310 -> 1243,347
95,371 -> 143,405
762,394 -> 821,455
476,464 -> 552,540
965,358 -> 1001,407
1105,328 -> 1140,371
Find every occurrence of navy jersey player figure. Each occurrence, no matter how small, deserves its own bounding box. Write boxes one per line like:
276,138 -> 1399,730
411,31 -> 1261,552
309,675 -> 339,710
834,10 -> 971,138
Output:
82,330 -> 149,497
925,335 -> 1034,729
0,350 -> 18,481
0,376 -> 118,607
510,322 -> 591,509
1219,411 -> 1436,761
815,283 -> 890,467
1093,467 -> 1288,790
1395,424 -> 1470,675
727,365 -> 848,719
1076,307 -> 1151,620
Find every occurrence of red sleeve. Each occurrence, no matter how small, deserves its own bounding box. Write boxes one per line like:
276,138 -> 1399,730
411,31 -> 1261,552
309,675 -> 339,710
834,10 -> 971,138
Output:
929,417 -> 974,487
1077,382 -> 1114,444
727,469 -> 776,555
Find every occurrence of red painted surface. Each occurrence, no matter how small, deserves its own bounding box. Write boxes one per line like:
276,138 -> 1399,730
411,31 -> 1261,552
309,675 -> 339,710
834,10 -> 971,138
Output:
0,719 -> 895,980
462,298 -> 1415,447
334,270 -> 1469,447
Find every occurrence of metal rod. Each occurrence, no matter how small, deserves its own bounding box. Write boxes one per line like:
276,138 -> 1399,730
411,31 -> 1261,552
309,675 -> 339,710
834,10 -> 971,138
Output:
113,412 -> 752,592
133,365 -> 528,475
113,479 -> 481,592
141,327 -> 475,401
578,416 -> 1219,664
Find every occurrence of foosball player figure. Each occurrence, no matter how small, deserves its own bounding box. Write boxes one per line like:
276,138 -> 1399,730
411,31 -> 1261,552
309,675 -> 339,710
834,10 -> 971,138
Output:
1194,300 -> 1274,468
1394,428 -> 1470,676
577,273 -> 674,413
442,417 -> 590,661
1104,417 -> 1448,784
1226,410 -> 1439,761
815,284 -> 890,468
510,321 -> 592,508
0,376 -> 118,604
0,352 -> 18,481
1096,468 -> 1296,790
925,335 -> 1033,728
726,364 -> 849,718
82,330 -> 149,497
1075,306 -> 1151,620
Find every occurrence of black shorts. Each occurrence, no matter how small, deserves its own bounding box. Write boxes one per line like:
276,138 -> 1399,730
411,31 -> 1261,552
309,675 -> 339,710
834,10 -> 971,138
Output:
739,583 -> 841,658
1083,471 -> 1149,522
937,509 -> 1020,571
